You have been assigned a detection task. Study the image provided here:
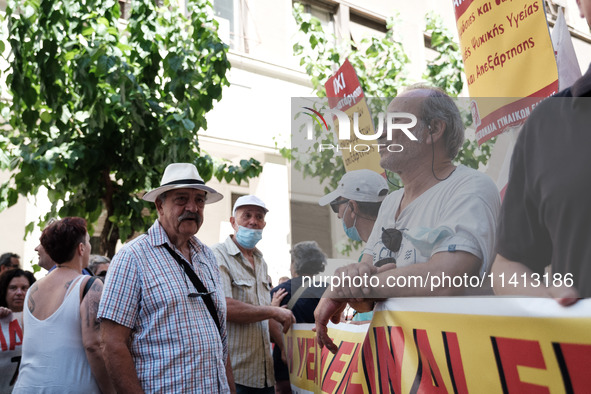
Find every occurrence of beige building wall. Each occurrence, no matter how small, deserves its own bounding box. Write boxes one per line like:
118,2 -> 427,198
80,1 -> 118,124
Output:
0,171 -> 27,260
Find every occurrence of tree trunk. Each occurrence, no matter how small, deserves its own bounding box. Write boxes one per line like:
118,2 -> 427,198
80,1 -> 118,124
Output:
100,169 -> 118,258
100,219 -> 119,258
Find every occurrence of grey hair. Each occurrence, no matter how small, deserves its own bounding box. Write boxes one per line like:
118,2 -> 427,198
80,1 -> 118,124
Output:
291,241 -> 327,276
404,84 -> 465,160
88,254 -> 111,275
155,191 -> 168,206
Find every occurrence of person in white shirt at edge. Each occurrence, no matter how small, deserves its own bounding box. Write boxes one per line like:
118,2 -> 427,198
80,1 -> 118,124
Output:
314,85 -> 501,353
212,195 -> 295,394
0,269 -> 35,394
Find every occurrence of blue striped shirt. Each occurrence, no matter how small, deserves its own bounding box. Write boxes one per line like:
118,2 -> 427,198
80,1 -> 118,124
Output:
98,220 -> 229,393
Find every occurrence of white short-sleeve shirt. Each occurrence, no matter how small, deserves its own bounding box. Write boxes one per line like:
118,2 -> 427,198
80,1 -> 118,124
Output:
363,165 -> 500,277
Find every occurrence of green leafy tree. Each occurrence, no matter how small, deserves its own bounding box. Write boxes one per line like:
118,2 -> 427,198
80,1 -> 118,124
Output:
0,0 -> 262,256
424,11 -> 465,96
423,12 -> 495,169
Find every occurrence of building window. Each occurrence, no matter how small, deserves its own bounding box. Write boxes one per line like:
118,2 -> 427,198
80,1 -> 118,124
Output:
349,10 -> 387,52
544,0 -> 564,24
213,0 -> 256,52
231,192 -> 246,210
295,0 -> 389,51
214,0 -> 235,47
119,0 -> 132,19
303,2 -> 336,37
290,200 -> 333,258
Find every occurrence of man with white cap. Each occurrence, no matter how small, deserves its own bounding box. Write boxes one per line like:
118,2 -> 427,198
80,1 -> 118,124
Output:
319,169 -> 389,244
98,163 -> 234,393
212,195 -> 295,394
319,169 -> 389,322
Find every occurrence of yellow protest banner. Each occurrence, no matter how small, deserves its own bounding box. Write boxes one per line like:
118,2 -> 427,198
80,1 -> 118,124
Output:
286,323 -> 368,393
288,298 -> 591,393
453,0 -> 559,144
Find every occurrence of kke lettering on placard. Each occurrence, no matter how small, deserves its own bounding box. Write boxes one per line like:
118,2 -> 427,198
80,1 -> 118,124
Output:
333,73 -> 346,95
323,59 -> 384,172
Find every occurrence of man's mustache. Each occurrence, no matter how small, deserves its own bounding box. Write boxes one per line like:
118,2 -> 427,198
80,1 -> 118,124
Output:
178,212 -> 202,223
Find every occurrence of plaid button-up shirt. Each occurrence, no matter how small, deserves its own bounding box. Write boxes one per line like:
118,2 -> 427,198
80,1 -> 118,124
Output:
98,220 -> 229,393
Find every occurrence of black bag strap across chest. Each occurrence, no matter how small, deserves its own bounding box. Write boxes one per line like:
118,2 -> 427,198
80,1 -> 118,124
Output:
162,243 -> 222,335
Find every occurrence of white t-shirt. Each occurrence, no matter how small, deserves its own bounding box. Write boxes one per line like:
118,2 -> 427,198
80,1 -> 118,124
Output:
0,312 -> 23,394
363,165 -> 500,276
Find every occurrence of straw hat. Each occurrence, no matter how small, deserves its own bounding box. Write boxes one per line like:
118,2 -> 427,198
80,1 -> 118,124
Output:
142,163 -> 223,203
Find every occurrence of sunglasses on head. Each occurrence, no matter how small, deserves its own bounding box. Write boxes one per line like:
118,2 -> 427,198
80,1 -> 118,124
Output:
375,227 -> 403,267
329,198 -> 349,214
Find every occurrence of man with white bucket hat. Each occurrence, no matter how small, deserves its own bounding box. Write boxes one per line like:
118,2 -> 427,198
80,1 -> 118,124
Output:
98,163 -> 234,392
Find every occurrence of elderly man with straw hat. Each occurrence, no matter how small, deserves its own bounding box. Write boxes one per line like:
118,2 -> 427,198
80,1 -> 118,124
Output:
98,163 -> 235,393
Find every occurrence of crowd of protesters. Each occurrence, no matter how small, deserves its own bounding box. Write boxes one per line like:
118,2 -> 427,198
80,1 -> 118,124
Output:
0,2 -> 590,389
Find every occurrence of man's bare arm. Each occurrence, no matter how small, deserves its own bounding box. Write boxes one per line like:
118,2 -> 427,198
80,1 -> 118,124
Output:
101,319 -> 144,393
269,318 -> 287,362
225,355 -> 236,394
225,298 -> 295,333
79,279 -> 114,394
315,251 -> 482,354
314,297 -> 348,354
491,254 -> 579,306
337,251 -> 481,300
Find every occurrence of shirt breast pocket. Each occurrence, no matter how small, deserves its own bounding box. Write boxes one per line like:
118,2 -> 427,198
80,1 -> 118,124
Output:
231,278 -> 256,304
143,273 -> 184,313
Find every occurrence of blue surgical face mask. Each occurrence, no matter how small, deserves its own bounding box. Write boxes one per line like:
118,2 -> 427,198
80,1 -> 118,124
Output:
235,226 -> 263,249
403,226 -> 454,257
342,204 -> 362,242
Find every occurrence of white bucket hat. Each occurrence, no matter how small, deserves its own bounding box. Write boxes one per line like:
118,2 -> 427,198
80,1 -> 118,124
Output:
142,163 -> 223,203
318,169 -> 388,206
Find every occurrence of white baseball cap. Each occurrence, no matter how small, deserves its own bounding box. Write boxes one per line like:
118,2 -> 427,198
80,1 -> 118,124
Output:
318,169 -> 389,206
142,163 -> 223,203
233,195 -> 269,216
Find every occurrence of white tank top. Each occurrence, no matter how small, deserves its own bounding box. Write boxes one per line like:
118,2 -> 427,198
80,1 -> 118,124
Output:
13,276 -> 100,393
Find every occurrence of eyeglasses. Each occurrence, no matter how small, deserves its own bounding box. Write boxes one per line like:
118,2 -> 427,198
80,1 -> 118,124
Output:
329,199 -> 349,214
375,227 -> 403,267
180,261 -> 215,299
188,291 -> 214,298
382,227 -> 403,251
